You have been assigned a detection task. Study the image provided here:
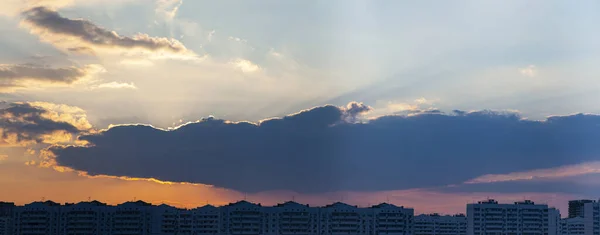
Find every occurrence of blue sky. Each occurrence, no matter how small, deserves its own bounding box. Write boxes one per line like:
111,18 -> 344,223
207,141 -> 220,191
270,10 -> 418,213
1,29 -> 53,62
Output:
1,0 -> 599,214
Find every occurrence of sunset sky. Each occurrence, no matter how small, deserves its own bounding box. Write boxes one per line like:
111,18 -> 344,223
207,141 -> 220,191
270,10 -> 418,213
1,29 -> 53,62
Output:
1,0 -> 600,215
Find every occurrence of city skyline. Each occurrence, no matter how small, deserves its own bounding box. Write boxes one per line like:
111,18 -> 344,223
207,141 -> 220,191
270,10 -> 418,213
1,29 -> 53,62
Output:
2,197 -> 584,234
1,0 -> 600,217
0,197 -> 582,217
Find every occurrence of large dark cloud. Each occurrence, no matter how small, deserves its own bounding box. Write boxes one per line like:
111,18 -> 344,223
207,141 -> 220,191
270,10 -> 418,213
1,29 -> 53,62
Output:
22,7 -> 189,54
0,102 -> 82,145
51,104 -> 600,193
0,64 -> 92,90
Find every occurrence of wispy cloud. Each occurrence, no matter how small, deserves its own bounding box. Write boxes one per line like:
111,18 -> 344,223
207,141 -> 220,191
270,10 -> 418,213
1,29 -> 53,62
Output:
119,59 -> 154,66
92,82 -> 138,90
231,58 -> 260,73
465,161 -> 600,184
155,0 -> 183,21
21,7 -> 196,58
0,63 -> 102,91
519,65 -> 538,77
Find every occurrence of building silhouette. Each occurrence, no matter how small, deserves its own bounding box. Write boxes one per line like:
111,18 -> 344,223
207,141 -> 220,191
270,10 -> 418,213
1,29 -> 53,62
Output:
467,199 -> 560,235
1,200 -> 419,235
560,217 -> 585,235
414,213 -> 466,235
16,198 -> 600,235
0,202 -> 14,235
568,200 -> 595,219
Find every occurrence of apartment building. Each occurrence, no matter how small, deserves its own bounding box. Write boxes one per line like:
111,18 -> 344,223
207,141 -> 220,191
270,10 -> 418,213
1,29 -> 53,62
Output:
466,199 -> 560,235
191,205 -> 220,234
414,213 -> 467,235
0,202 -> 14,235
569,200 -> 595,219
3,200 -> 415,235
561,217 -> 585,235
61,201 -> 112,235
267,201 -> 319,235
371,203 -> 414,235
583,201 -> 600,235
13,201 -> 62,235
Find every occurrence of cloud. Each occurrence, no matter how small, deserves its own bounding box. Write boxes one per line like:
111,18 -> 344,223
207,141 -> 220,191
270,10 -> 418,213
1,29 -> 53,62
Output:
119,59 -> 154,66
91,82 -> 138,90
465,161 -> 600,184
231,58 -> 260,73
442,173 -> 600,195
21,7 -> 194,57
386,102 -> 419,113
155,0 -> 183,20
67,46 -> 95,55
0,64 -> 100,91
1,0 -> 138,17
414,97 -> 435,105
0,102 -> 91,146
48,103 -> 600,193
519,65 -> 538,77
343,102 -> 371,122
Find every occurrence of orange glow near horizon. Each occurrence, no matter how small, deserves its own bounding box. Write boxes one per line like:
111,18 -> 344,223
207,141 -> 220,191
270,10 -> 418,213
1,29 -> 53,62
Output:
0,161 -> 576,214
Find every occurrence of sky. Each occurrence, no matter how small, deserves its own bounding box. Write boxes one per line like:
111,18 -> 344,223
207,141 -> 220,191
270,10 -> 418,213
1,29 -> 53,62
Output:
1,0 -> 600,215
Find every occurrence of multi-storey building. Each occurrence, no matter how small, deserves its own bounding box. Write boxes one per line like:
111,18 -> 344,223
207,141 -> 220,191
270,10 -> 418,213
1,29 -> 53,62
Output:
267,201 -> 319,235
0,202 -> 14,235
569,200 -> 595,219
583,201 -> 600,235
414,213 -> 467,235
319,202 -> 365,235
111,200 -> 156,235
191,205 -> 220,234
13,201 -> 62,235
371,203 -> 414,235
0,217 -> 9,235
178,208 -> 193,234
561,217 -> 585,235
220,200 -> 265,234
3,200 -> 415,235
61,201 -> 112,235
466,199 -> 559,235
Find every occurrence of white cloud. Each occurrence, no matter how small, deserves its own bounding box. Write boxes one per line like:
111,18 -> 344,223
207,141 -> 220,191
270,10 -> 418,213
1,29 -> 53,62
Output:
155,0 -> 183,21
228,36 -> 247,43
120,59 -> 154,66
268,48 -> 283,59
386,102 -> 419,112
92,82 -> 138,90
231,58 -> 260,73
519,65 -> 538,77
414,97 -> 434,105
207,30 -> 215,42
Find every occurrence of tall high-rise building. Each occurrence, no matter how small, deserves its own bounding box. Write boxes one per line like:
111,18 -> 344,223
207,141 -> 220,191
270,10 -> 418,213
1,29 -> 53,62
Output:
583,201 -> 600,235
569,200 -> 596,219
467,199 -> 560,235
